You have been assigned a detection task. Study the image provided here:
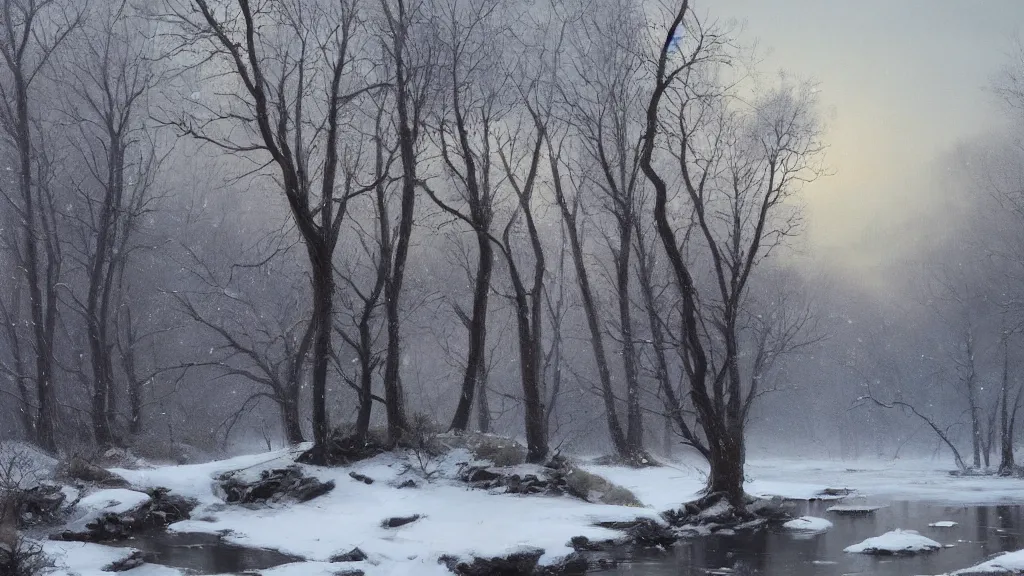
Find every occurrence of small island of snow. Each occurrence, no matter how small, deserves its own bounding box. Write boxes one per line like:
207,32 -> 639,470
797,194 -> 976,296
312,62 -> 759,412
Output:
782,516 -> 833,532
844,529 -> 941,555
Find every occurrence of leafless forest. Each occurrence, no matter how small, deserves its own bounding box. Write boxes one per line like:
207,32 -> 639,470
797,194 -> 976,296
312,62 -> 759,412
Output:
3,0 -> 1024,503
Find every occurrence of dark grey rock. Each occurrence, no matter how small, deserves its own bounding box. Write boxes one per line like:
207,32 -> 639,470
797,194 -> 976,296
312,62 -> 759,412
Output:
348,472 -> 374,485
330,547 -> 368,562
381,515 -> 422,528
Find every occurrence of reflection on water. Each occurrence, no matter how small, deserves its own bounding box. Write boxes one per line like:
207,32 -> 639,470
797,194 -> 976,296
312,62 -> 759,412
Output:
109,532 -> 301,574
598,501 -> 1024,575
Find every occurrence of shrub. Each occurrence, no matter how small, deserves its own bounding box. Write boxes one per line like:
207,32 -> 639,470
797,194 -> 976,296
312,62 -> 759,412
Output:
0,537 -> 50,576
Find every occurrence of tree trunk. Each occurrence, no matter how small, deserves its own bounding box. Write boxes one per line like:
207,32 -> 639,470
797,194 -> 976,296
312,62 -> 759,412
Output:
355,330 -> 374,442
450,232 -> 493,432
13,69 -> 56,452
545,322 -> 563,432
476,371 -> 491,433
280,390 -> 304,445
1000,339 -> 1015,474
86,179 -> 117,447
616,223 -> 643,459
309,246 -> 334,454
548,153 -> 629,460
381,1 -> 417,445
514,295 -> 547,462
128,377 -> 143,436
707,430 -> 745,506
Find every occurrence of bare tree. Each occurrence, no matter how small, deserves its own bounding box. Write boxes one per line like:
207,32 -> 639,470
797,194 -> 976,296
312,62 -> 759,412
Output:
639,2 -> 824,505
334,101 -> 398,442
494,102 -> 549,462
421,0 -> 505,433
159,0 -> 383,461
548,0 -> 653,463
172,235 -> 310,444
0,0 -> 83,451
375,0 -> 436,444
55,0 -> 161,447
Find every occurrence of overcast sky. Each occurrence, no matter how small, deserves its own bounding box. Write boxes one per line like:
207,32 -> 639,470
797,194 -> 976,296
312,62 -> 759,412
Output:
707,0 -> 1024,282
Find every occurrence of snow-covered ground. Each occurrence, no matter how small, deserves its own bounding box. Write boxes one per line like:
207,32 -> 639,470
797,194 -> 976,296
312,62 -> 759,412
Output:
97,446 -> 659,575
35,448 -> 1024,575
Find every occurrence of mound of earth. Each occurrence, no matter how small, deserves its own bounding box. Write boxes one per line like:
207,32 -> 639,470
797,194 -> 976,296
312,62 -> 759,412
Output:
218,465 -> 335,505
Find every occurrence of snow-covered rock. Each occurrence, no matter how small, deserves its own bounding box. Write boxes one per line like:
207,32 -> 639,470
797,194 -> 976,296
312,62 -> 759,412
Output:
844,529 -> 941,555
782,516 -> 833,532
76,489 -> 151,516
952,549 -> 1024,574
930,520 -> 958,528
66,488 -> 151,532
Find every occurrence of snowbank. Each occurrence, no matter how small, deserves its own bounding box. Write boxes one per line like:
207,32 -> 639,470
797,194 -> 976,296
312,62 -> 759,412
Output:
581,463 -> 705,511
953,549 -> 1024,574
844,529 -> 941,555
40,540 -> 185,576
782,516 -> 833,532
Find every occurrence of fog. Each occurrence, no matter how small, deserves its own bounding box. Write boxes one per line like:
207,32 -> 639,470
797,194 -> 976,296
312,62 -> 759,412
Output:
2,0 -> 1024,478
716,0 -> 1024,283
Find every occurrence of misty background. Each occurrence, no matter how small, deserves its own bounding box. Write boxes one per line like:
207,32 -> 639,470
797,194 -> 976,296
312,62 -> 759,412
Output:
2,0 -> 1023,468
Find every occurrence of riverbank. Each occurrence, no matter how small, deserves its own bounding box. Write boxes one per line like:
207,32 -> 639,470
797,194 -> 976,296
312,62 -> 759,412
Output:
26,444 -> 1024,575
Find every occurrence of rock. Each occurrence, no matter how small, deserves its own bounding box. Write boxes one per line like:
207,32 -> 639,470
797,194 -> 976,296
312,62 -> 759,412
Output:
440,548 -> 543,575
440,548 -> 585,575
219,466 -> 335,505
348,472 -> 374,485
569,536 -> 609,552
330,547 -> 368,562
103,550 -> 145,572
396,479 -> 418,489
626,518 -> 676,548
66,457 -> 130,488
381,514 -> 421,528
466,468 -> 501,483
12,484 -> 67,527
596,519 -> 675,548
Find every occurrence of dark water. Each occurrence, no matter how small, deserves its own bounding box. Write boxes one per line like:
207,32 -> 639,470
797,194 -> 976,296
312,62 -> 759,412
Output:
597,501 -> 1024,575
109,532 -> 301,574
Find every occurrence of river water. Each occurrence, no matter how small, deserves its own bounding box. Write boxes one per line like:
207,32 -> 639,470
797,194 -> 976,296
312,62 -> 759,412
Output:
596,500 -> 1024,575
